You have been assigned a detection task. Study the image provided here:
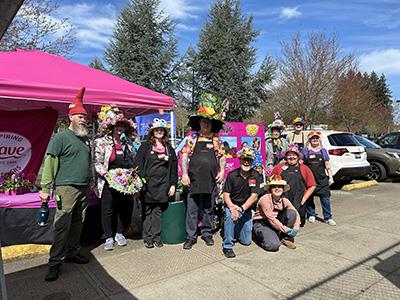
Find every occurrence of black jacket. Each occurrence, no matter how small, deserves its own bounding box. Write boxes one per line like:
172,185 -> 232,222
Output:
133,141 -> 178,187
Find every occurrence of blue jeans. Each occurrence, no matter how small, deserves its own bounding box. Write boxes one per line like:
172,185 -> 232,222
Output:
223,206 -> 253,249
306,195 -> 332,220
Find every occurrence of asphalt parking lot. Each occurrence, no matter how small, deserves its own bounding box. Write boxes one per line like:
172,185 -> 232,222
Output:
3,182 -> 400,300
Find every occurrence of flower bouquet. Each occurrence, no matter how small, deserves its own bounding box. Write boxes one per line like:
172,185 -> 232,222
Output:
105,168 -> 143,195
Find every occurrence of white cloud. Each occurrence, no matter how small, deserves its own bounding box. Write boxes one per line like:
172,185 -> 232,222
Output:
280,7 -> 302,19
57,3 -> 117,50
359,49 -> 400,76
176,24 -> 198,32
159,0 -> 200,19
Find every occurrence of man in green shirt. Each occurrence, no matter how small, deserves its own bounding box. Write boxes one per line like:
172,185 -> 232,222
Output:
40,87 -> 91,282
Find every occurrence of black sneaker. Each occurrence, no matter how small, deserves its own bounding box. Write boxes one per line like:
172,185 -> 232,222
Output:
223,248 -> 236,258
201,236 -> 214,246
64,253 -> 89,264
144,241 -> 154,248
154,241 -> 164,248
45,264 -> 60,282
183,239 -> 197,250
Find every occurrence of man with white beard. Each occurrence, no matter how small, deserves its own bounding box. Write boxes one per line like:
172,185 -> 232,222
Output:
221,149 -> 262,258
40,87 -> 91,281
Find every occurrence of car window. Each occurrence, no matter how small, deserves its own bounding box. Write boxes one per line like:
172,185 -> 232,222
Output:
328,133 -> 359,146
379,134 -> 399,146
354,135 -> 381,149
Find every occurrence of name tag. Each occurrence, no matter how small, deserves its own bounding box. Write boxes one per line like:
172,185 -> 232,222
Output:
206,143 -> 213,149
248,179 -> 256,187
309,154 -> 316,159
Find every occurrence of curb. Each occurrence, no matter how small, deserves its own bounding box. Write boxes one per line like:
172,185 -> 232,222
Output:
341,180 -> 378,191
2,244 -> 50,262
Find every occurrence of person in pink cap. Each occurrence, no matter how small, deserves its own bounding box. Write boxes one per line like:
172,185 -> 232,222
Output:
40,88 -> 91,282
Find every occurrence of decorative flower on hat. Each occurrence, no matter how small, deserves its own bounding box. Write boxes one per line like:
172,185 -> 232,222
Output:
196,93 -> 224,121
285,143 -> 301,156
268,112 -> 285,130
98,104 -> 136,134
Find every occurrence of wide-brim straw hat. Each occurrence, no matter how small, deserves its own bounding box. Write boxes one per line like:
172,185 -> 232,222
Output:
264,175 -> 290,192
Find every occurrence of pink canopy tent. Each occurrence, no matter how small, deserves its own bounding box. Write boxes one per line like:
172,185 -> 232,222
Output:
0,49 -> 174,117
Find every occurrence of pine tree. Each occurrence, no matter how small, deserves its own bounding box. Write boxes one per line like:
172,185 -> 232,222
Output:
188,0 -> 273,121
89,57 -> 107,72
104,0 -> 178,96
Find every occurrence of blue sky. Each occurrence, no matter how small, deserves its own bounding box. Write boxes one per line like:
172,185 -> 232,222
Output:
56,0 -> 400,101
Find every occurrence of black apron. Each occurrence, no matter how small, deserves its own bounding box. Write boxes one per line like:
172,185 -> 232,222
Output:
108,145 -> 132,170
189,140 -> 218,195
271,141 -> 284,165
281,164 -> 306,226
303,149 -> 330,197
143,148 -> 169,203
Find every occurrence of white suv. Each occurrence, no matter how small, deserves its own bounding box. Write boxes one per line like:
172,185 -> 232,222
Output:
319,131 -> 370,181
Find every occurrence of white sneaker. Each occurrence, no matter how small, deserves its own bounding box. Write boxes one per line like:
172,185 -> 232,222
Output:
326,219 -> 337,226
308,216 -> 316,223
104,237 -> 115,251
115,233 -> 127,246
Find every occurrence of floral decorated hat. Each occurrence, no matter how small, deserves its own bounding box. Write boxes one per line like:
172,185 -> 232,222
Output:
237,149 -> 256,161
268,112 -> 285,131
97,104 -> 136,134
188,92 -> 225,133
265,174 -> 290,192
284,143 -> 301,157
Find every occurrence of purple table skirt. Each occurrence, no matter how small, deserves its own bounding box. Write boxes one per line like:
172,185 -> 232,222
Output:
0,191 -> 100,208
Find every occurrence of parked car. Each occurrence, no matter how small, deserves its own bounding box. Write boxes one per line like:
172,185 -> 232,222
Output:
354,135 -> 400,181
320,131 -> 370,182
376,132 -> 400,149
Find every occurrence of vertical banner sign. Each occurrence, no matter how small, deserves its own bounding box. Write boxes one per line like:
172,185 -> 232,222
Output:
135,112 -> 176,137
0,108 -> 58,177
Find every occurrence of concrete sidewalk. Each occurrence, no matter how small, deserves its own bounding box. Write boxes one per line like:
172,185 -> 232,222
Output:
3,182 -> 400,299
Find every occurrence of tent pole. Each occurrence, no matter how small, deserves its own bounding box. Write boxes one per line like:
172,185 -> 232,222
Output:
0,242 -> 7,300
170,111 -> 175,148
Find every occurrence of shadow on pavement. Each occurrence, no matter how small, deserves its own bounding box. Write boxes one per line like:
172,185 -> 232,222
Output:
5,244 -> 138,300
287,241 -> 400,299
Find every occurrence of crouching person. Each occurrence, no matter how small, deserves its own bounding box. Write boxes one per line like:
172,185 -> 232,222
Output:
253,175 -> 300,251
222,150 -> 262,258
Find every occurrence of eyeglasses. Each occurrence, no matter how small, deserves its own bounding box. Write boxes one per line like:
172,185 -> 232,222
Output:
295,124 -> 303,127
287,156 -> 298,160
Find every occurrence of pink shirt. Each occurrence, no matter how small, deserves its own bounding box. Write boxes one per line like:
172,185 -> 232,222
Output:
253,193 -> 301,232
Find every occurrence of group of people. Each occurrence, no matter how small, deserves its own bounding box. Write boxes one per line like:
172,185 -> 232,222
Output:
39,88 -> 336,282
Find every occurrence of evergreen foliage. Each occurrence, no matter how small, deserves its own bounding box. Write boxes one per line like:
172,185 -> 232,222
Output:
186,0 -> 274,121
89,57 -> 107,72
104,0 -> 178,96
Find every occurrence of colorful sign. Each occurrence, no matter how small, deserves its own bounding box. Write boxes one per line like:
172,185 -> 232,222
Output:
0,108 -> 58,176
176,122 -> 266,178
135,113 -> 176,137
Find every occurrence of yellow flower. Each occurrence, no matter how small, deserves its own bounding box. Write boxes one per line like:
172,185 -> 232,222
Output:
98,111 -> 106,121
205,107 -> 215,115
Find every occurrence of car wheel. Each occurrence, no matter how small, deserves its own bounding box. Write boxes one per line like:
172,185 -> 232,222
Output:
368,161 -> 387,181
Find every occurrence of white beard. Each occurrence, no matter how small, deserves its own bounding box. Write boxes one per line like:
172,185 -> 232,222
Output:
70,121 -> 88,137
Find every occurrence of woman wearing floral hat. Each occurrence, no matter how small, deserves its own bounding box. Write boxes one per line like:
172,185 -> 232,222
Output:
302,131 -> 336,226
134,119 -> 178,248
253,175 -> 300,251
266,112 -> 288,171
94,105 -> 140,251
286,117 -> 307,151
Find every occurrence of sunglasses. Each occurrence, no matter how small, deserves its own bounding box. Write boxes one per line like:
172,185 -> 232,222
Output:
295,124 -> 303,127
270,185 -> 283,189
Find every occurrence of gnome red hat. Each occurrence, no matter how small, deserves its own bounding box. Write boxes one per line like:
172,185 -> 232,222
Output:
69,87 -> 88,115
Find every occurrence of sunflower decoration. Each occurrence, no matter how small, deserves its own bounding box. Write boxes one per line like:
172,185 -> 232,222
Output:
189,92 -> 228,133
97,104 -> 136,134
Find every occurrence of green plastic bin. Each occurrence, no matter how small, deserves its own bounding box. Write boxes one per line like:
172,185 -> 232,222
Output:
161,201 -> 186,244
